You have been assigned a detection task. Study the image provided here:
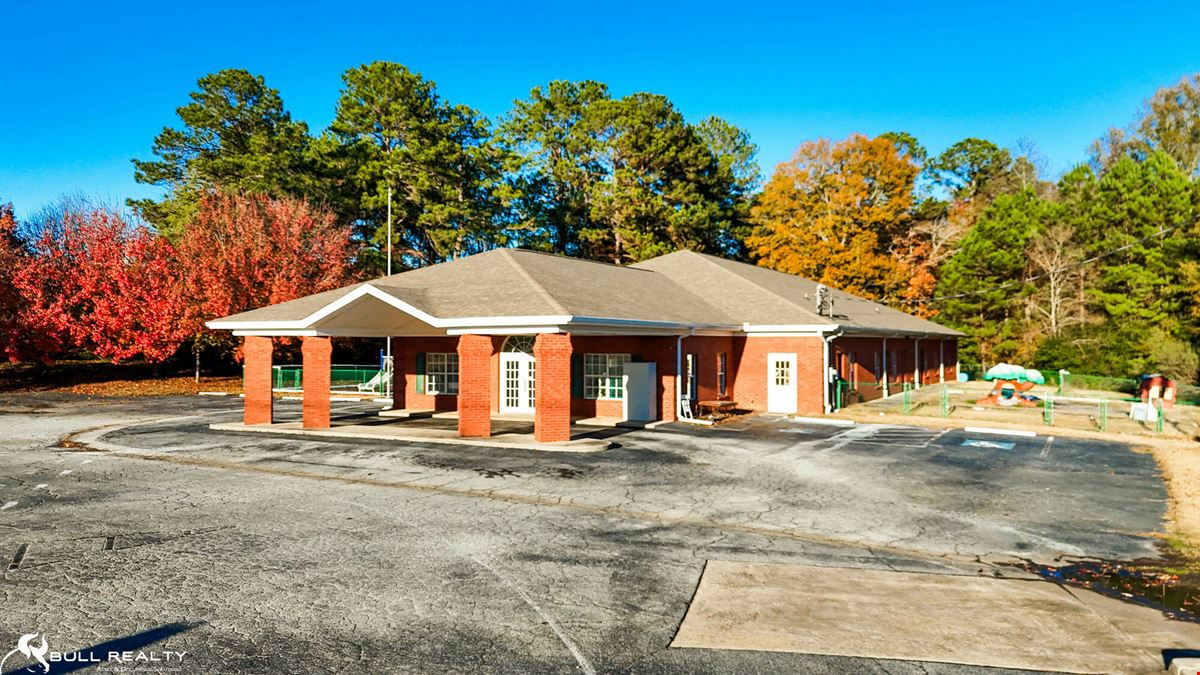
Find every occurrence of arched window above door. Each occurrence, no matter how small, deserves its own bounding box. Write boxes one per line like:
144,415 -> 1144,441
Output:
502,335 -> 535,355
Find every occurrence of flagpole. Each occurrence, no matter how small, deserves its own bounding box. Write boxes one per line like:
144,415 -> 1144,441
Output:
385,187 -> 393,396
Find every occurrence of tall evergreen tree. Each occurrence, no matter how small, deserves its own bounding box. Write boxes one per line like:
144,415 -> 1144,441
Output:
936,190 -> 1052,366
331,61 -> 506,271
498,80 -> 609,254
130,69 -> 314,238
585,93 -> 745,262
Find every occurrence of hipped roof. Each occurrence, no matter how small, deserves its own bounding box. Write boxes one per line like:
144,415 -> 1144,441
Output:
209,248 -> 962,338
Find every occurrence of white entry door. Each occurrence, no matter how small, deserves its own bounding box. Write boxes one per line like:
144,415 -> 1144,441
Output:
622,362 -> 656,422
767,352 -> 797,414
500,336 -> 536,414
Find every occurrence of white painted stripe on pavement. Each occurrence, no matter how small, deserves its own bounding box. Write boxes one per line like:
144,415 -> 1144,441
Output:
0,501 -> 16,510
789,416 -> 856,427
963,426 -> 1037,438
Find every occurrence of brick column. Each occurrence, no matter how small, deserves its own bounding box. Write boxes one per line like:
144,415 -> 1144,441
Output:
457,334 -> 493,438
533,333 -> 572,443
302,336 -> 332,429
243,336 -> 274,425
660,338 -> 678,423
390,340 -> 405,410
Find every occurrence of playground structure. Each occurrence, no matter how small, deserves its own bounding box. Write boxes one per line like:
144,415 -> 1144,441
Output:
839,368 -> 1191,437
976,363 -> 1044,408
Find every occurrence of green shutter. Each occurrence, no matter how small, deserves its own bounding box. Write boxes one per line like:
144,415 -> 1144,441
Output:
415,352 -> 426,394
571,354 -> 584,398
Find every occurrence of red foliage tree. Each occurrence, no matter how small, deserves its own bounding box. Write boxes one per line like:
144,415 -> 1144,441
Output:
12,207 -> 190,363
0,202 -> 60,362
174,192 -> 354,353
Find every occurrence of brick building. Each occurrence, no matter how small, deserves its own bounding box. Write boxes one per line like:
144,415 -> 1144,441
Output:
208,249 -> 961,442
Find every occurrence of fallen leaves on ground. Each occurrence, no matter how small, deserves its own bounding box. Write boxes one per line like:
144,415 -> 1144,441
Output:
52,376 -> 242,397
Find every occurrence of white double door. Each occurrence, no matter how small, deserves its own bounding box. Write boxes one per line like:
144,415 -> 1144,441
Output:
767,352 -> 798,414
500,351 -> 536,414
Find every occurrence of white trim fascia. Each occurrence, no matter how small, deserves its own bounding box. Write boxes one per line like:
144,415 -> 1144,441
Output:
231,329 -> 444,337
231,329 -> 324,336
209,283 -> 720,334
744,332 -> 826,338
446,326 -> 563,336
743,323 -> 840,334
312,285 -> 442,327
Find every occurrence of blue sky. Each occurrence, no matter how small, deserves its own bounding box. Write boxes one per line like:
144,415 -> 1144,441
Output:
3,0 -> 1200,221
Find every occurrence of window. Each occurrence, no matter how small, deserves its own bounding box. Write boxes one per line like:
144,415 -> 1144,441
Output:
848,353 -> 858,388
773,359 -> 790,386
686,353 -> 698,400
718,353 -> 727,397
873,352 -> 881,382
584,353 -> 630,400
889,351 -> 898,379
425,353 -> 459,395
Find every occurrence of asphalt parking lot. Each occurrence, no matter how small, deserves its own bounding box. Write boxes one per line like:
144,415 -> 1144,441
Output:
0,395 -> 1175,673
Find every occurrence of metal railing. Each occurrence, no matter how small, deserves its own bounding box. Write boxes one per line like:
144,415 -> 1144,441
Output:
270,364 -> 389,394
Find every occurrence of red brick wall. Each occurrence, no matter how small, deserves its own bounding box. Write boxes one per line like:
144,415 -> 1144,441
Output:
832,336 -> 887,403
533,333 -> 571,442
831,336 -> 960,394
243,336 -> 273,425
301,336 -> 332,429
457,334 -> 494,437
919,339 -> 943,385
943,339 -> 959,382
732,336 -> 825,415
568,335 -> 677,420
680,335 -> 736,403
395,336 -> 464,412
389,340 -> 406,410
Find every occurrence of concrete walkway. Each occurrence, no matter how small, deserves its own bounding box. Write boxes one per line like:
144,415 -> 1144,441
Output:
208,418 -> 614,453
674,560 -> 1200,673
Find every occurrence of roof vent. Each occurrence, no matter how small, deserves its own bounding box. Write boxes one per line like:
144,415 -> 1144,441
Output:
815,284 -> 833,317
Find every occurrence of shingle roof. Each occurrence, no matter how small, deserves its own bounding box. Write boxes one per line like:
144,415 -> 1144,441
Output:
633,250 -> 961,336
210,247 -> 961,337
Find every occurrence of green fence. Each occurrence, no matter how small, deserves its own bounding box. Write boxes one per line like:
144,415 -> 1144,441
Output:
271,364 -> 387,393
834,380 -> 949,416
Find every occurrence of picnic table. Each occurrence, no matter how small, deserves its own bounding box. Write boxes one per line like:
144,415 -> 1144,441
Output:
695,399 -> 737,418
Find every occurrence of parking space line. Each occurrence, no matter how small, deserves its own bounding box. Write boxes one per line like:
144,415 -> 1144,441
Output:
1039,436 -> 1055,459
922,430 -> 950,448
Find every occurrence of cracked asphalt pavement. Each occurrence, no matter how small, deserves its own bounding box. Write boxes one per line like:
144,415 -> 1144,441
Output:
0,394 -> 1170,673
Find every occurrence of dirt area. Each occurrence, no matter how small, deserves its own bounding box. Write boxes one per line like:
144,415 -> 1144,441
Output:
839,379 -> 1200,439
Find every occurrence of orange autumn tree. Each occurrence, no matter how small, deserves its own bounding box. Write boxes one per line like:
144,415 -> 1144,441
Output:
747,134 -> 919,304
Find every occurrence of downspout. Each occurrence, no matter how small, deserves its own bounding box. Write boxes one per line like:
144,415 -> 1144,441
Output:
675,329 -> 694,419
822,328 -> 843,414
882,337 -> 889,398
939,339 -> 945,383
913,337 -> 921,389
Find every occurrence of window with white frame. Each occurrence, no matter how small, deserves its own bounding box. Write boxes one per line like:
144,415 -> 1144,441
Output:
584,353 -> 630,400
426,353 -> 459,395
718,353 -> 727,397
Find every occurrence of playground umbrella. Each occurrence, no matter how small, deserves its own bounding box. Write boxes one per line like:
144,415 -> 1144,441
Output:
983,363 -> 1045,384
